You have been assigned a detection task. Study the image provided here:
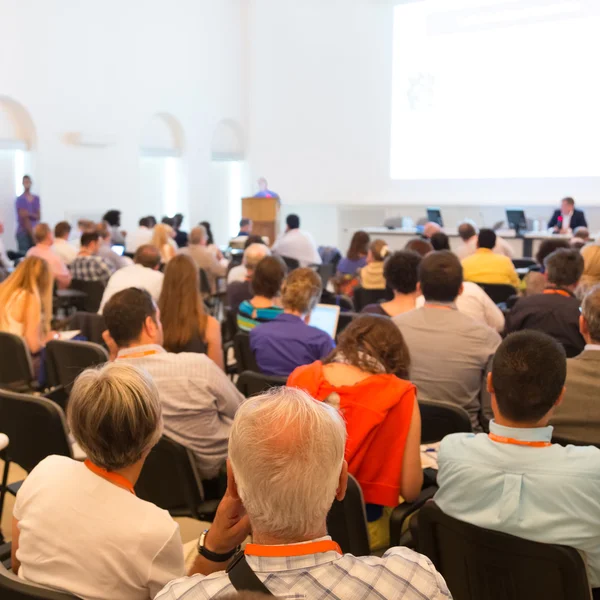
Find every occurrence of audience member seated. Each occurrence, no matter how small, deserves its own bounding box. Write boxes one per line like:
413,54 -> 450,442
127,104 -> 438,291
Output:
126,216 -> 154,254
103,287 -> 243,479
226,242 -> 270,315
422,222 -> 441,239
435,330 -> 600,593
11,362 -> 185,599
158,255 -> 224,368
180,225 -> 227,294
524,237 -> 571,296
70,231 -> 113,285
199,221 -> 225,260
237,256 -> 285,332
359,239 -> 389,290
404,237 -> 433,257
430,232 -> 450,251
570,226 -> 590,250
288,315 -> 422,549
361,250 -> 421,317
51,221 -> 77,265
394,251 -> 501,431
96,222 -> 129,271
576,244 -> 600,300
26,223 -> 72,289
151,223 -> 176,264
461,228 -> 520,288
99,245 -> 164,313
102,209 -> 126,245
0,257 -> 54,357
251,268 -> 334,376
337,230 -> 370,275
272,214 -> 322,267
455,221 -> 514,259
173,213 -> 188,248
505,248 -> 585,357
229,218 -> 253,249
551,286 -> 600,443
227,235 -> 266,284
155,387 -> 449,599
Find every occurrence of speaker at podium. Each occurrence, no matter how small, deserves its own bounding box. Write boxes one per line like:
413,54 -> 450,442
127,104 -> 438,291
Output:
241,196 -> 280,246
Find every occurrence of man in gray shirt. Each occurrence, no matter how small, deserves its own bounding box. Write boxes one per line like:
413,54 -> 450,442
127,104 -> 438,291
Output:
394,251 -> 501,432
102,287 -> 244,480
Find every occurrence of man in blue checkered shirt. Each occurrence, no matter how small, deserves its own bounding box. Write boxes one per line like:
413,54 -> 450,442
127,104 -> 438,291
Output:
70,231 -> 113,286
156,387 -> 451,600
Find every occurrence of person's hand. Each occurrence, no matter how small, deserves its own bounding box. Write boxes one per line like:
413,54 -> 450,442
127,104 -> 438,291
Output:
102,330 -> 119,361
45,330 -> 59,342
204,489 -> 251,554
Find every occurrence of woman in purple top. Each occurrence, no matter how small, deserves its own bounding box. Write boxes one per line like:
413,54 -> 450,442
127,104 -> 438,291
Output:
15,175 -> 40,253
337,230 -> 370,275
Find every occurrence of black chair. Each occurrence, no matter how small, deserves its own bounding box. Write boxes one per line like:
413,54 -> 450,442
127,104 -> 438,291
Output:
70,280 -> 105,313
67,312 -> 107,347
53,289 -> 88,318
45,340 -> 109,394
236,371 -> 286,397
477,283 -> 517,305
0,333 -> 37,393
0,559 -> 82,599
352,287 -> 393,312
280,256 -> 300,271
326,474 -> 370,557
135,436 -> 219,521
233,332 -> 259,372
317,263 -> 335,288
416,502 -> 591,600
0,390 -> 72,527
336,311 -> 360,338
512,258 -> 538,269
419,399 -> 472,444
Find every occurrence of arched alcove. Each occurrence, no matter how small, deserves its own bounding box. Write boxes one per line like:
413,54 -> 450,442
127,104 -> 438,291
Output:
140,112 -> 184,157
0,96 -> 36,150
211,119 -> 245,161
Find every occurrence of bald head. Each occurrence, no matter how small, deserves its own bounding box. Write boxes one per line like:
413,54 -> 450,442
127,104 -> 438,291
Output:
190,226 -> 207,246
458,222 -> 477,242
423,222 -> 442,239
134,244 -> 161,270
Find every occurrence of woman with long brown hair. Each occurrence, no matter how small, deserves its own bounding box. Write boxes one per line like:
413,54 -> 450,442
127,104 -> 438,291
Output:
158,254 -> 223,368
337,230 -> 370,275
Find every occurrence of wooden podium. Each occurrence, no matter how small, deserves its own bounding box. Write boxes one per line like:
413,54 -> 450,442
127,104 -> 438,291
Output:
242,197 -> 280,246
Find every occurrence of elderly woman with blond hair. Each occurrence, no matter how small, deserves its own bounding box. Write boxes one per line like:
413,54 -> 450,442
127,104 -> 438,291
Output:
11,363 -> 185,600
576,244 -> 600,300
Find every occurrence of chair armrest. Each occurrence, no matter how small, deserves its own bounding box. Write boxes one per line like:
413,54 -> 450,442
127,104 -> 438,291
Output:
389,486 -> 437,547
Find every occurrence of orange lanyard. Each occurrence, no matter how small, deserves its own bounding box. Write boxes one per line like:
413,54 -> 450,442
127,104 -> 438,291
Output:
84,459 -> 136,495
488,433 -> 551,448
116,349 -> 161,360
543,289 -> 571,298
245,540 -> 342,558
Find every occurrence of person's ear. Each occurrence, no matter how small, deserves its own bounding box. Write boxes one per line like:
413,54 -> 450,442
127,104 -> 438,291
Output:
416,282 -> 422,295
554,386 -> 566,410
457,283 -> 464,297
226,459 -> 240,500
144,315 -> 157,338
487,371 -> 494,394
580,314 -> 588,338
336,460 -> 349,502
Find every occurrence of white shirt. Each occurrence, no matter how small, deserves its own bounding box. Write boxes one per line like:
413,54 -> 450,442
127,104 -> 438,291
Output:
51,238 -> 78,266
227,264 -> 247,284
14,455 -> 184,600
99,264 -> 164,313
126,226 -> 153,254
416,281 -> 505,332
272,228 -> 322,267
455,236 -> 514,260
561,211 -> 573,231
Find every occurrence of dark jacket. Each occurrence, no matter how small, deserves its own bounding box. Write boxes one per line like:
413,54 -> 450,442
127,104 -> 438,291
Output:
504,288 -> 585,358
548,209 -> 587,229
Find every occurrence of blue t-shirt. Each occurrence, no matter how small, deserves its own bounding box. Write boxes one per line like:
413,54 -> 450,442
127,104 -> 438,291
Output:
337,256 -> 367,275
250,313 -> 335,377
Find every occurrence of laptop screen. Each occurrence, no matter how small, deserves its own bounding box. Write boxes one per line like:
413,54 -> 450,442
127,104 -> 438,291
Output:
308,304 -> 341,339
111,244 -> 125,256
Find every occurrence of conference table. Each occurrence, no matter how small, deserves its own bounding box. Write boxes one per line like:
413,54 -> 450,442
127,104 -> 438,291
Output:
361,227 -> 573,258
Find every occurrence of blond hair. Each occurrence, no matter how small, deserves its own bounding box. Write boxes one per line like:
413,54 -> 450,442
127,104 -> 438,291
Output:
33,223 -> 51,244
281,268 -> 322,314
370,239 -> 390,262
576,245 -> 600,300
189,226 -> 207,245
68,363 -> 163,471
0,256 -> 53,335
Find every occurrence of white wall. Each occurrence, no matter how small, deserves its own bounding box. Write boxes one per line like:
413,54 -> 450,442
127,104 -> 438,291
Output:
0,0 -> 244,247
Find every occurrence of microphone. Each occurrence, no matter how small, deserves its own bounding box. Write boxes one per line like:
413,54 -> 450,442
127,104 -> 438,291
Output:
556,215 -> 563,233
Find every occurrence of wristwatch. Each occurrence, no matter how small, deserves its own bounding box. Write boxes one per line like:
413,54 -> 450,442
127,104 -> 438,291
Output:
197,529 -> 240,562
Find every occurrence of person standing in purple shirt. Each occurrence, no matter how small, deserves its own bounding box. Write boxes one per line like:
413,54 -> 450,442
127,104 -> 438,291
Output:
251,268 -> 335,377
15,175 -> 40,253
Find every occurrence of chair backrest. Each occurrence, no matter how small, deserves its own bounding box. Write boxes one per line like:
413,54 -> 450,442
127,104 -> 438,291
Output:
135,435 -> 205,518
233,332 -> 259,372
512,258 -> 538,269
236,370 -> 286,397
199,269 -> 211,295
419,399 -> 472,444
45,340 -> 109,392
70,280 -> 105,313
352,287 -> 393,312
326,474 -> 370,556
223,307 -> 238,343
67,312 -> 107,347
280,256 -> 300,271
0,562 -> 82,600
335,311 -> 359,337
0,390 -> 72,473
477,283 -> 517,305
317,263 -> 335,288
417,502 -> 591,600
0,333 -> 35,392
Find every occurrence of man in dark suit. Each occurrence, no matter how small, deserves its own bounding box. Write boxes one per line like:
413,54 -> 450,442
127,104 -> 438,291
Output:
551,285 -> 600,444
548,197 -> 587,232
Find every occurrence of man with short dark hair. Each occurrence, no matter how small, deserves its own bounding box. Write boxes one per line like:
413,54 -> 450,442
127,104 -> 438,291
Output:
505,248 -> 585,357
456,221 -> 514,259
173,213 -> 188,248
461,228 -> 519,288
52,221 -> 78,265
229,218 -> 254,250
435,330 -> 600,592
126,216 -> 153,254
70,231 -> 113,285
99,244 -> 164,313
394,251 -> 501,431
272,214 -> 321,267
103,287 -> 243,479
26,222 -> 72,288
96,222 -> 128,271
548,196 -> 587,233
